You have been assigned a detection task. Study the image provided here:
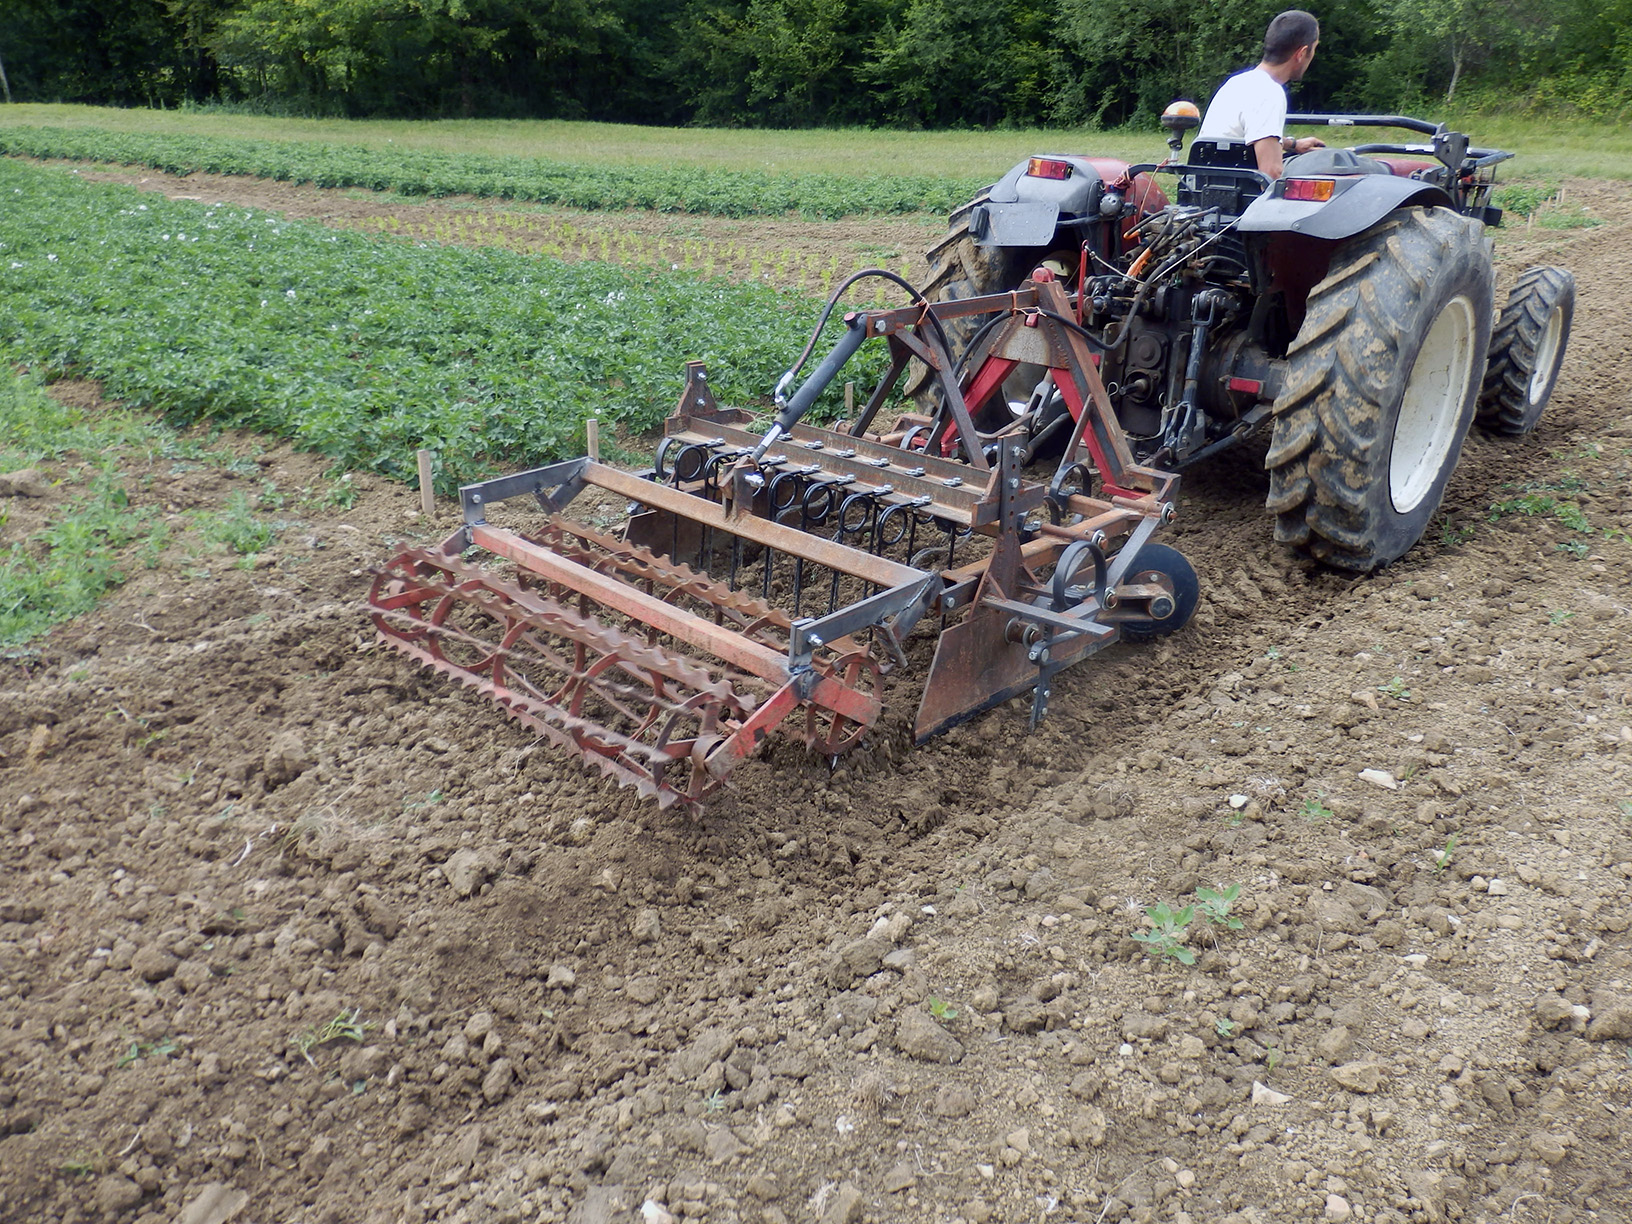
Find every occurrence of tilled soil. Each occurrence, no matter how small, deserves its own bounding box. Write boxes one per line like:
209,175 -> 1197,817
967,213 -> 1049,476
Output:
2,168 -> 1631,1224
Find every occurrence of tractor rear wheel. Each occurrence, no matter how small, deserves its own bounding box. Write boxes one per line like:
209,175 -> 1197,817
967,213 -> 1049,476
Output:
1264,208 -> 1495,572
1477,265 -> 1574,436
904,203 -> 1030,412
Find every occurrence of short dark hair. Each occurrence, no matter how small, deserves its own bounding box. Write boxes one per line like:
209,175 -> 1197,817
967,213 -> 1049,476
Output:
1264,10 -> 1319,63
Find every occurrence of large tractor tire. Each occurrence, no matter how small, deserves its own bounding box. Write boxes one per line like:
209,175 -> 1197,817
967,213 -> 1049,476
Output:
1476,264 -> 1574,436
1264,208 -> 1495,573
903,202 -> 1030,410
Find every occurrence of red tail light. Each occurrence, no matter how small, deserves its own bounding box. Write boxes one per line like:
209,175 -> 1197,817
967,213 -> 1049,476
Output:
1282,178 -> 1336,202
1026,158 -> 1072,181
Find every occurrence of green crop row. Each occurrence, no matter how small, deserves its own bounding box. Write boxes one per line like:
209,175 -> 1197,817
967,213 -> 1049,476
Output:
0,126 -> 988,221
0,159 -> 892,490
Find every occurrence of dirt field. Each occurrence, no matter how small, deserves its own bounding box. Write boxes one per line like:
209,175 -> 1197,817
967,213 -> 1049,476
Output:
2,167 -> 1631,1224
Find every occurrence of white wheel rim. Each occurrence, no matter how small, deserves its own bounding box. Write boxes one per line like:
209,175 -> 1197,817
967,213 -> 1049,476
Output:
1391,295 -> 1476,514
1527,303 -> 1565,405
1006,363 -> 1048,418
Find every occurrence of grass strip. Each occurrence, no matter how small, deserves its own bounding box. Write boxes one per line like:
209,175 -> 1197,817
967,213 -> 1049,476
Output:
0,373 -> 177,646
0,126 -> 990,221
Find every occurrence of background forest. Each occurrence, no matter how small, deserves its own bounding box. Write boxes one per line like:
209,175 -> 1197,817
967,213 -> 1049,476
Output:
2,0 -> 1631,128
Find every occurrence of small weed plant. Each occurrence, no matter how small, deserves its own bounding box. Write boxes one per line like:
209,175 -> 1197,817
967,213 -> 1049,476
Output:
1195,884 -> 1244,931
61,1150 -> 105,1178
1301,795 -> 1334,822
199,490 -> 279,556
1215,1016 -> 1237,1039
1133,903 -> 1196,966
1489,489 -> 1591,532
1439,519 -> 1477,548
1433,833 -> 1460,873
117,1036 -> 179,1068
293,1008 -> 372,1064
927,997 -> 959,1022
1134,881 -> 1252,967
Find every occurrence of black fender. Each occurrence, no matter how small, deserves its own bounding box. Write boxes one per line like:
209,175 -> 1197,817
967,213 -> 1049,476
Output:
1237,174 -> 1454,241
969,156 -> 1107,247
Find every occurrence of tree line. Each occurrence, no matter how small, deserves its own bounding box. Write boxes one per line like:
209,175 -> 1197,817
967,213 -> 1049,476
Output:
3,0 -> 1628,127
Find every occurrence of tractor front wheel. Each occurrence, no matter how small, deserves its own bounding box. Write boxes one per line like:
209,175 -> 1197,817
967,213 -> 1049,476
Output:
1264,208 -> 1495,572
1477,264 -> 1575,436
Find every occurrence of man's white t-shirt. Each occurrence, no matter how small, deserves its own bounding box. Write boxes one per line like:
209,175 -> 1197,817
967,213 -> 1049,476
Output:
1198,66 -> 1287,145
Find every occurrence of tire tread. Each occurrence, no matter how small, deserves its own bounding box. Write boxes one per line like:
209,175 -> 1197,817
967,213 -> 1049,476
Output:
1265,209 -> 1494,571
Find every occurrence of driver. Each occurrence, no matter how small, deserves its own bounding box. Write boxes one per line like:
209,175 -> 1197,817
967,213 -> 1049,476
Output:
1198,10 -> 1326,180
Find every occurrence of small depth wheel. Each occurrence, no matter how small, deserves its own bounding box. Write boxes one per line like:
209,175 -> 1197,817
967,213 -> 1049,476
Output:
1120,544 -> 1199,642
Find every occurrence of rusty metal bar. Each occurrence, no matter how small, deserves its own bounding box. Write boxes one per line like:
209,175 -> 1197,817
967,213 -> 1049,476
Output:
583,462 -> 928,590
471,523 -> 795,684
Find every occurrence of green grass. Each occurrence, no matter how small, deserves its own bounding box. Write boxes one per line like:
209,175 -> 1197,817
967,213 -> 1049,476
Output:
1,103 -> 1160,182
8,102 -> 1628,184
0,374 -> 174,647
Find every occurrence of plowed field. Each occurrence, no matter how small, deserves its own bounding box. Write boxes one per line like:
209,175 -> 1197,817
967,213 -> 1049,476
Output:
3,168 -> 1630,1224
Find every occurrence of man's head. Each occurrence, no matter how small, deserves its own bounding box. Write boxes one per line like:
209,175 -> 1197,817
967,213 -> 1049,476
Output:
1263,10 -> 1319,79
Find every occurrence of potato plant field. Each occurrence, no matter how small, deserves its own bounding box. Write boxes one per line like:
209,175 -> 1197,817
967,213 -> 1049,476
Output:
0,158 -> 889,489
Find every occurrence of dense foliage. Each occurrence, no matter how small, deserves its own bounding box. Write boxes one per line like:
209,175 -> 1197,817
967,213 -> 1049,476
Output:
0,125 -> 989,218
3,0 -> 1631,126
0,159 -> 882,488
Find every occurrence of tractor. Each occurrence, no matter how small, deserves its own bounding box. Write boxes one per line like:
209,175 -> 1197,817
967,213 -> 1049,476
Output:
369,109 -> 1574,810
909,107 -> 1575,571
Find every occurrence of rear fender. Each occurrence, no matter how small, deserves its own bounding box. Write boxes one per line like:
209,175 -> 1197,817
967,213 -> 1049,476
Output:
970,155 -> 1103,248
988,155 -> 1107,211
1238,174 -> 1453,241
974,156 -> 1167,249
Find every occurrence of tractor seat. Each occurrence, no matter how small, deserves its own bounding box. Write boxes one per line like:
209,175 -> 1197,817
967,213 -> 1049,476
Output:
1186,139 -> 1259,169
1282,147 -> 1390,176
